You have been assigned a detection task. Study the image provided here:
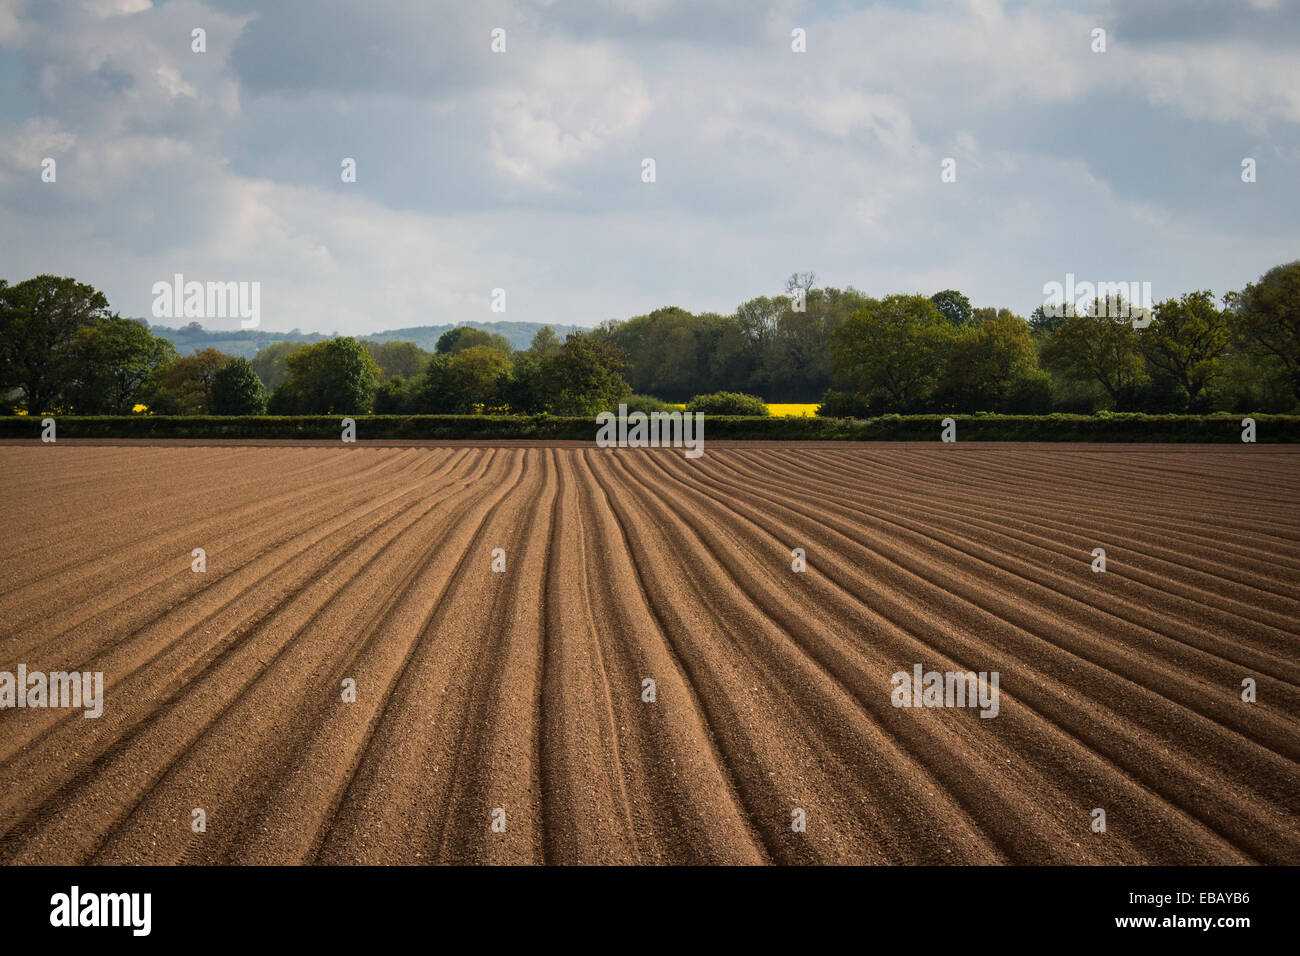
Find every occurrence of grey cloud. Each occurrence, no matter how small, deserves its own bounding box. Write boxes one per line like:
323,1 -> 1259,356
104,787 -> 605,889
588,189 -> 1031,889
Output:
219,0 -> 522,97
0,0 -> 1296,334
1103,0 -> 1300,45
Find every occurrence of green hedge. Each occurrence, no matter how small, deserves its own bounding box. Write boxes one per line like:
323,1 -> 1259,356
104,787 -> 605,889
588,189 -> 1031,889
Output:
0,413 -> 1295,442
698,413 -> 1300,442
0,414 -> 592,440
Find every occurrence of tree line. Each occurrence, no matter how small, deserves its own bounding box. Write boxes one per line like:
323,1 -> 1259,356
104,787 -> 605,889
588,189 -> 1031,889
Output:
0,279 -> 632,417
2,263 -> 1296,417
589,265 -> 1298,415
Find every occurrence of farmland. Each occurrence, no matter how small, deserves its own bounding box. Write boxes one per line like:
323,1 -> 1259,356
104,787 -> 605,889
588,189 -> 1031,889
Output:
0,441 -> 1297,864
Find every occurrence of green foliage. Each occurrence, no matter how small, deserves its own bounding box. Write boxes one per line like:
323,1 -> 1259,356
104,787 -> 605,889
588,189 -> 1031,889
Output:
147,347 -> 231,414
1229,261 -> 1300,400
760,288 -> 856,399
270,337 -> 381,414
931,289 -> 973,326
1137,291 -> 1232,410
597,285 -> 867,402
1039,302 -> 1147,407
597,306 -> 730,400
6,413 -> 1295,443
939,310 -> 1043,412
538,333 -> 629,416
250,341 -> 309,392
436,326 -> 512,355
210,357 -> 268,415
1001,368 -> 1056,414
1028,305 -> 1066,337
408,353 -> 451,413
364,340 -> 431,380
443,345 -> 512,412
1202,350 -> 1298,413
499,351 -> 544,413
372,375 -> 411,414
66,316 -> 177,414
685,391 -> 770,415
815,388 -> 872,418
9,265 -> 1300,420
529,325 -> 562,358
831,294 -> 959,412
0,275 -> 116,413
610,393 -> 672,414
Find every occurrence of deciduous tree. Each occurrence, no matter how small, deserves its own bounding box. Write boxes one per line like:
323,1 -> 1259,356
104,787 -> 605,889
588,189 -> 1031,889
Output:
0,275 -> 115,413
1137,292 -> 1232,409
211,356 -> 269,415
1229,261 -> 1300,400
1040,302 -> 1147,407
831,294 -> 959,411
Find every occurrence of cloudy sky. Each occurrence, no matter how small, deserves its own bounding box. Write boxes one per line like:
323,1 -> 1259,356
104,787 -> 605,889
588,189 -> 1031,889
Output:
1,0 -> 1297,334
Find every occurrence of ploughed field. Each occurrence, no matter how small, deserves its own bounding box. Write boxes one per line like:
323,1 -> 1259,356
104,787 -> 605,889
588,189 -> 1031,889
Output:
0,441 -> 1297,865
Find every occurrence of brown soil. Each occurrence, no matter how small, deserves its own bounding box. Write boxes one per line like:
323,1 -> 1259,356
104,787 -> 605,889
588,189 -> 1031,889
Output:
0,441 -> 1297,864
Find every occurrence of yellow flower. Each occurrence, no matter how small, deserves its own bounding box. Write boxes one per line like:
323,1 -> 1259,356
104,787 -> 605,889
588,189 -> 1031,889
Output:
765,403 -> 819,417
132,404 -> 149,414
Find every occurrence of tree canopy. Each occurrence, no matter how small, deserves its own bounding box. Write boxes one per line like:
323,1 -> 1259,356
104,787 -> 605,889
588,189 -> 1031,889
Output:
211,357 -> 269,415
269,338 -> 381,414
830,295 -> 959,412
4,266 -> 1298,418
1229,261 -> 1300,400
1,275 -> 120,413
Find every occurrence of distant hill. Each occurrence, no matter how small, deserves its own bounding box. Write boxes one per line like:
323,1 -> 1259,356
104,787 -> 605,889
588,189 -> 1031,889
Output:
143,320 -> 584,359
360,321 -> 583,352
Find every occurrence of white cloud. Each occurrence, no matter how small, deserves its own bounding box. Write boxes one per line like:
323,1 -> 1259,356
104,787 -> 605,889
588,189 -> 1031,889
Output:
0,0 -> 1295,333
153,64 -> 196,100
486,41 -> 650,189
80,0 -> 150,17
0,116 -> 76,172
1132,43 -> 1300,127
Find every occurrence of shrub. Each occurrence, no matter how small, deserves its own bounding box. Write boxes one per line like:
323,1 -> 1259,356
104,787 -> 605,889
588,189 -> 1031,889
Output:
609,393 -> 671,414
815,388 -> 872,418
2,413 -> 1295,443
685,391 -> 769,416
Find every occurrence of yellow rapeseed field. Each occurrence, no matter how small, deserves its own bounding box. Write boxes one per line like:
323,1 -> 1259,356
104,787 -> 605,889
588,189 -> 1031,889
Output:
765,403 -> 820,417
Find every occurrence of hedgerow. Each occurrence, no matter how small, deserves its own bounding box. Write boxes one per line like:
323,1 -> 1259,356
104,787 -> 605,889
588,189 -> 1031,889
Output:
2,413 -> 1295,442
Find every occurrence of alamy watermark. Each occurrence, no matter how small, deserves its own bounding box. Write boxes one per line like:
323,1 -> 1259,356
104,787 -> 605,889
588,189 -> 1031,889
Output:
890,664 -> 1000,718
595,405 -> 705,458
1041,273 -> 1152,327
50,886 -> 150,936
151,273 -> 260,328
0,665 -> 103,718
